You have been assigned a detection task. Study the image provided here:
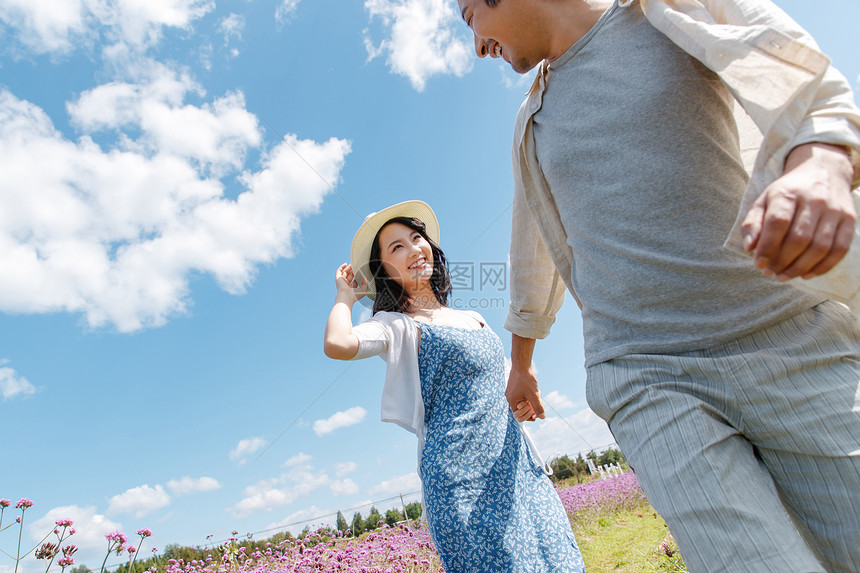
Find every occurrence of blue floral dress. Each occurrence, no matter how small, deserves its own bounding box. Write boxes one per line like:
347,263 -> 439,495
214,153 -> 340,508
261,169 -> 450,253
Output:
418,321 -> 585,572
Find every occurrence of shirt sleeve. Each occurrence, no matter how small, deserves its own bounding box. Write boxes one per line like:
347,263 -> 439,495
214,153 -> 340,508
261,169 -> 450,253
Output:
349,318 -> 390,360
644,0 -> 860,184
504,126 -> 566,340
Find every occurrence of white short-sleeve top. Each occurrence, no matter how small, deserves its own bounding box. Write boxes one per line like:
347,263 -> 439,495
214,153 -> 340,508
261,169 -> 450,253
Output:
350,310 -> 486,438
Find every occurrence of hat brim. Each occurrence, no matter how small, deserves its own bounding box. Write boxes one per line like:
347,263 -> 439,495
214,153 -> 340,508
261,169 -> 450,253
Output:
349,200 -> 440,301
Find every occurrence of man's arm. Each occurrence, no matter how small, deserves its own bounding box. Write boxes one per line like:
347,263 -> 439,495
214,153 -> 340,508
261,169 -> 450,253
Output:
507,334 -> 545,422
640,0 -> 860,290
742,142 -> 856,281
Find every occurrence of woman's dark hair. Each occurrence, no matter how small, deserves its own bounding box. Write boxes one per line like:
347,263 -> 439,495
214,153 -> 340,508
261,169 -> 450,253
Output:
369,216 -> 452,315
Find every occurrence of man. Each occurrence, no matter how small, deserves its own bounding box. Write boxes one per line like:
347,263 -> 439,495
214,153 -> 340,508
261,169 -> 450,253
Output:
457,0 -> 860,571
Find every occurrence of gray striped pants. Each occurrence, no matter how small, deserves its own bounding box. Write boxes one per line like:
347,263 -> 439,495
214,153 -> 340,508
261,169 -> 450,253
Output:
586,301 -> 860,573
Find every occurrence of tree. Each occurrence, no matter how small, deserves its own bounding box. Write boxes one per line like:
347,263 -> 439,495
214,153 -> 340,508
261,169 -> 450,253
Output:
384,508 -> 404,526
405,501 -> 422,521
598,447 -> 625,467
365,506 -> 381,530
549,454 -> 590,483
350,512 -> 365,536
336,511 -> 348,532
162,544 -> 206,563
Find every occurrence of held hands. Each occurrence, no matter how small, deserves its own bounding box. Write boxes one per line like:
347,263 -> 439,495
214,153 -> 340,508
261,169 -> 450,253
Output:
506,365 -> 546,423
335,263 -> 368,303
742,142 -> 856,281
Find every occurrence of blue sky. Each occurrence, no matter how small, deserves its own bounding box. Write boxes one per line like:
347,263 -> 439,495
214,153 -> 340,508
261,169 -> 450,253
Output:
1,0 -> 858,569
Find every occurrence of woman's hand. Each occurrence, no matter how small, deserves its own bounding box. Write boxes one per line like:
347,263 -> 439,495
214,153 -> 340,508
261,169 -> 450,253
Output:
335,263 -> 368,303
325,264 -> 366,360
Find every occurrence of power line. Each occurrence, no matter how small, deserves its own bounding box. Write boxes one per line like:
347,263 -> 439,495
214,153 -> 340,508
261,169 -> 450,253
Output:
252,363 -> 354,464
466,202 -> 512,249
206,490 -> 424,546
541,400 -> 595,451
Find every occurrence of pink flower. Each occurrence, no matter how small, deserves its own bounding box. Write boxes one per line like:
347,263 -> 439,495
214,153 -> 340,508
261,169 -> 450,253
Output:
15,498 -> 33,509
0,499 -> 10,508
56,519 -> 74,527
58,557 -> 75,568
106,531 -> 128,544
137,528 -> 152,538
126,545 -> 136,554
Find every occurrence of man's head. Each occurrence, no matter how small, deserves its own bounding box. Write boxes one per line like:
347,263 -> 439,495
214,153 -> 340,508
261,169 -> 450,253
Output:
457,0 -> 551,74
458,0 -> 611,73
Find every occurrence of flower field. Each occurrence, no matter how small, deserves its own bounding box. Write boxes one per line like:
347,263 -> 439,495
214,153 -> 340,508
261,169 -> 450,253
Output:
3,473 -> 686,573
166,525 -> 442,573
556,471 -> 648,515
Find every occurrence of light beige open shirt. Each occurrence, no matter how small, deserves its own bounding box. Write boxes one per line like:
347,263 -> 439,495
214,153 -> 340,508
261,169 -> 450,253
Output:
505,0 -> 860,340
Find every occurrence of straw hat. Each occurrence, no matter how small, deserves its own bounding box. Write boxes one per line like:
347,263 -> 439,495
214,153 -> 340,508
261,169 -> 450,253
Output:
350,200 -> 440,300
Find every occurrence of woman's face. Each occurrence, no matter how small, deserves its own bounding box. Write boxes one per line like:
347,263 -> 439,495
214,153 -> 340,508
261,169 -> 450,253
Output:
376,222 -> 434,294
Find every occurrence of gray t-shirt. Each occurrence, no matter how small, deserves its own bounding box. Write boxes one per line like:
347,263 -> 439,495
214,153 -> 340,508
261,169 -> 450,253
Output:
532,0 -> 822,366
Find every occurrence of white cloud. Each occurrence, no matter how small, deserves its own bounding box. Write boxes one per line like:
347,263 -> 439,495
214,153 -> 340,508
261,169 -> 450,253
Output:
313,406 -> 367,436
363,0 -> 472,91
367,472 -> 421,498
166,476 -> 221,495
70,80 -> 260,177
107,484 -> 170,518
265,505 -> 334,536
284,452 -> 312,467
334,461 -> 358,477
0,0 -> 214,55
229,472 -> 330,518
230,437 -> 267,463
329,479 -> 359,497
0,75 -> 351,332
543,390 -> 575,412
0,0 -> 88,55
29,506 -> 123,569
218,13 -> 244,43
527,407 -> 616,462
275,0 -> 301,26
0,361 -> 37,400
501,65 -> 537,90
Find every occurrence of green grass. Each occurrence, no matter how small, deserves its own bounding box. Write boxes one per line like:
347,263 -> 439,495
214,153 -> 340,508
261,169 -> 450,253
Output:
572,508 -> 686,572
555,475 -> 689,573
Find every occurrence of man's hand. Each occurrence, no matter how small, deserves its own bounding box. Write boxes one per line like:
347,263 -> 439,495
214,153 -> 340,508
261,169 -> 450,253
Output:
508,334 -> 545,422
507,365 -> 545,422
742,142 -> 856,281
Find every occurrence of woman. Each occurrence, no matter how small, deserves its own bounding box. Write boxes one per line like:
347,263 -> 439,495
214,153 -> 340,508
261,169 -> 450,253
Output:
324,200 -> 584,572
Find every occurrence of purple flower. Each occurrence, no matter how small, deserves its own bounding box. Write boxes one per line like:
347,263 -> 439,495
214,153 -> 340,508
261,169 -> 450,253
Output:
56,518 -> 74,527
137,528 -> 152,538
15,498 -> 33,509
58,557 -> 75,568
0,499 -> 10,508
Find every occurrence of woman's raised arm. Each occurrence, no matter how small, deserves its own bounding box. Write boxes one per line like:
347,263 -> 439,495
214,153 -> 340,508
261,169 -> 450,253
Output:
323,263 -> 368,360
